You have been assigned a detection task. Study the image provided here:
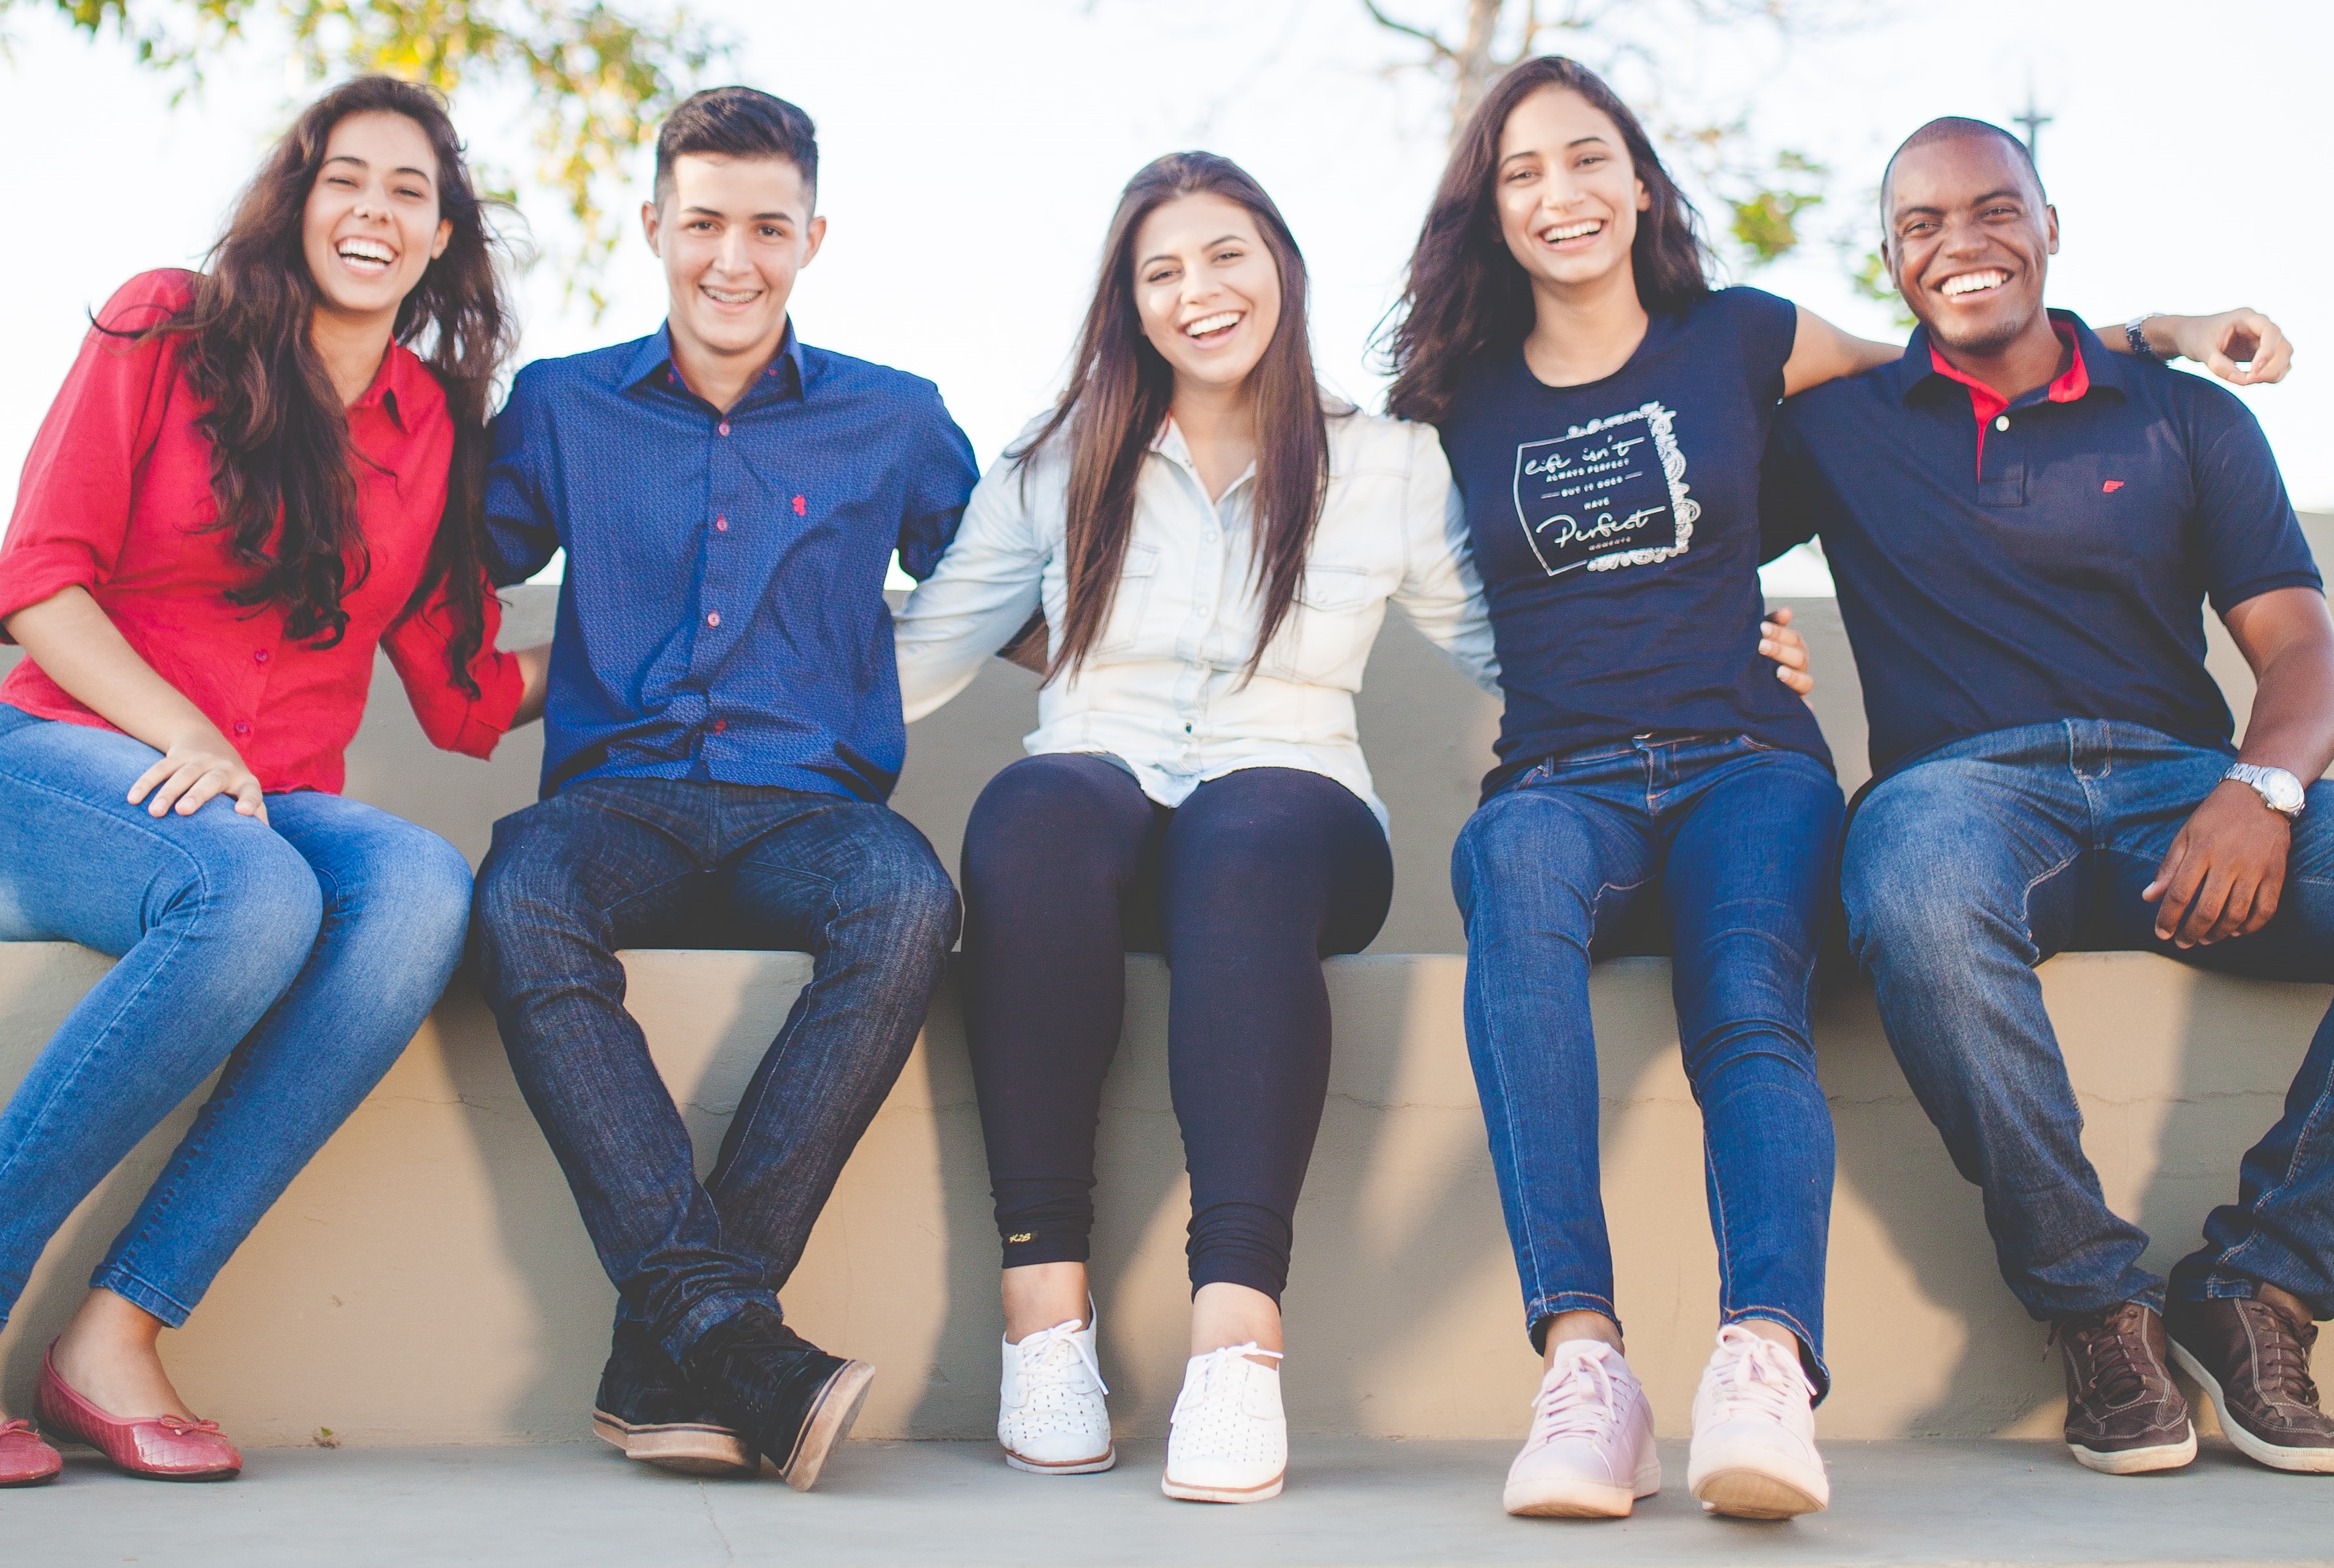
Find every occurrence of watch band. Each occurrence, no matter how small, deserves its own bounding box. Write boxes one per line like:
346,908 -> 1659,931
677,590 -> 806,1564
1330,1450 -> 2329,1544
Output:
2125,314 -> 2170,363
2225,762 -> 2306,818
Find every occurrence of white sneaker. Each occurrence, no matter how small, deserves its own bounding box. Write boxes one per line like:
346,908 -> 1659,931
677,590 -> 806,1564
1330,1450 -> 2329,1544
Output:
1687,1323 -> 1829,1519
1160,1343 -> 1286,1503
998,1305 -> 1114,1475
1502,1339 -> 1661,1518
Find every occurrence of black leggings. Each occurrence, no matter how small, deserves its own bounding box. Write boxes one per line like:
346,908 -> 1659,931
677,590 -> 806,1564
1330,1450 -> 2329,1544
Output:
961,755 -> 1395,1301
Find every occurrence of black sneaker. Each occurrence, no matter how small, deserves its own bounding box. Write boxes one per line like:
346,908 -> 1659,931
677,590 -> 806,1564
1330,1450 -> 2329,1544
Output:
683,1302 -> 875,1492
592,1320 -> 757,1476
2054,1302 -> 2196,1474
2168,1293 -> 2334,1474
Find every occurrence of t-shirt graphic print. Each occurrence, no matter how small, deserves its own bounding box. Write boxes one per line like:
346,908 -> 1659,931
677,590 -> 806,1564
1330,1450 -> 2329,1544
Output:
1438,286 -> 1828,792
1514,401 -> 1699,577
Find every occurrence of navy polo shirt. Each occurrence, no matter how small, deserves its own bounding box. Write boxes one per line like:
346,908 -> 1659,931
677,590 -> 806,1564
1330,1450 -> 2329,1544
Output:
486,324 -> 978,800
1763,311 -> 2320,783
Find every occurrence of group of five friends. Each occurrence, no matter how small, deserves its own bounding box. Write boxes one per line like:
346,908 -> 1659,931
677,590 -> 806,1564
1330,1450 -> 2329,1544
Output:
0,59 -> 2327,1524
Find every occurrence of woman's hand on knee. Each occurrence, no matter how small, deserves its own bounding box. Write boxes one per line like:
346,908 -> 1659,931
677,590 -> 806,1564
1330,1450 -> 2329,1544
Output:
127,729 -> 269,824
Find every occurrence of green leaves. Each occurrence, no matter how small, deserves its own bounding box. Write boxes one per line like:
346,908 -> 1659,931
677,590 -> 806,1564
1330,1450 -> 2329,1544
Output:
11,0 -> 726,314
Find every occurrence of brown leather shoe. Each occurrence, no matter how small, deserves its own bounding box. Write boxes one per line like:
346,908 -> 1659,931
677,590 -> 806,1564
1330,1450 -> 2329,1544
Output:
2054,1302 -> 2196,1474
2169,1293 -> 2334,1474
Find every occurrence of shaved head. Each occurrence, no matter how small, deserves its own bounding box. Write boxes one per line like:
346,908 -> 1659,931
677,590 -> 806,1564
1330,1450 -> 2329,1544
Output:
1882,117 -> 2044,215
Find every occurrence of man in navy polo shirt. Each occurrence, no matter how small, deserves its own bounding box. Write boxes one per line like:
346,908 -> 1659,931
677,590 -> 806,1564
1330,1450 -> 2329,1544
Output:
1764,118 -> 2334,1478
470,88 -> 977,1488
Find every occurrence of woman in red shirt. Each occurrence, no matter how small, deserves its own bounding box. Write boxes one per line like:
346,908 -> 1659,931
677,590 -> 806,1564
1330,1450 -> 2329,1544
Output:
0,76 -> 545,1485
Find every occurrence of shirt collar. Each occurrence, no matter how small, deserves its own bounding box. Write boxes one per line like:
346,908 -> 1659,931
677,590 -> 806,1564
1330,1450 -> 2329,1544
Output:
348,341 -> 420,431
624,321 -> 809,403
1897,309 -> 2123,411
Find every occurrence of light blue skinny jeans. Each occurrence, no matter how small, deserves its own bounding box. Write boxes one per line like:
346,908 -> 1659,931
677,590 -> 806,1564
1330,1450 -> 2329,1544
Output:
0,705 -> 472,1328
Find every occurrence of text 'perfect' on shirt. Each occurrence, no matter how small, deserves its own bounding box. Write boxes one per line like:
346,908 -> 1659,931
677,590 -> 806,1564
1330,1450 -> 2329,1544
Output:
1761,310 -> 2321,784
890,405 -> 1502,831
1436,286 -> 1833,799
0,269 -> 524,793
484,323 -> 979,802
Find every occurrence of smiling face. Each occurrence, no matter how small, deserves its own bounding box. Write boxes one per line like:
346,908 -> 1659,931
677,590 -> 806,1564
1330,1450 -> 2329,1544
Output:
1493,85 -> 1650,296
1129,192 -> 1283,397
645,152 -> 826,369
1884,133 -> 2059,356
300,110 -> 451,325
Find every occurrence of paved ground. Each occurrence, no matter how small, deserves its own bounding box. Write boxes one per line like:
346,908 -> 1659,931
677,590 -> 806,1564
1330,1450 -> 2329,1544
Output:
5,1437 -> 2329,1567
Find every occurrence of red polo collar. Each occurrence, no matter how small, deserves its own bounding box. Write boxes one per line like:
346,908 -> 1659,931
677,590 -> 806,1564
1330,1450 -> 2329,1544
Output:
1929,324 -> 2090,470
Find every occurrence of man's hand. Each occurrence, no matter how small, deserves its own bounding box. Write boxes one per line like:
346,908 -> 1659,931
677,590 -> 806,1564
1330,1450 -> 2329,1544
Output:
2142,780 -> 2290,946
2158,309 -> 2293,386
1761,606 -> 1815,697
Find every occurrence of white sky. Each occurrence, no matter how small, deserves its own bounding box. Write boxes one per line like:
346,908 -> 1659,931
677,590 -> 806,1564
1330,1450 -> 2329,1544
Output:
3,0 -> 2327,583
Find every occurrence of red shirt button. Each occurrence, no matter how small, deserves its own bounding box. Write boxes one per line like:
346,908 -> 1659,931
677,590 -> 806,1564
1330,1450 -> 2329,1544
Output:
233,721 -> 250,735
254,649 -> 269,663
706,612 -> 721,627
717,422 -> 731,437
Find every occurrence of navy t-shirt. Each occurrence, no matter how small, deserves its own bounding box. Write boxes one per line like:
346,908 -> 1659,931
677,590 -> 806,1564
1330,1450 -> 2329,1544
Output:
1762,314 -> 2322,784
1440,286 -> 1830,795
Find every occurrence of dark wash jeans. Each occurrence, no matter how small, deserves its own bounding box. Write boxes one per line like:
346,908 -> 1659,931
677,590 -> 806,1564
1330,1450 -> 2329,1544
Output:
1844,720 -> 2334,1322
1452,735 -> 1845,1390
473,777 -> 959,1363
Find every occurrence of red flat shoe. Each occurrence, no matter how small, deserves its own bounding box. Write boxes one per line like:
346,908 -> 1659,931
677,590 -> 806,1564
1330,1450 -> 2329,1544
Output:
1,1418 -> 63,1486
35,1346 -> 241,1481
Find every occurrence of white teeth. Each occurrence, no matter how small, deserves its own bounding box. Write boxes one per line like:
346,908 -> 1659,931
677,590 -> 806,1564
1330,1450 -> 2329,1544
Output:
1940,271 -> 2008,297
338,238 -> 393,265
1542,220 -> 1602,242
703,286 -> 758,304
1185,312 -> 1242,337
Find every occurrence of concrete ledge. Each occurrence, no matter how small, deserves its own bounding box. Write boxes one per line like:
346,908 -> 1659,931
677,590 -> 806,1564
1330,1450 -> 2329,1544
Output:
1,944 -> 2326,1447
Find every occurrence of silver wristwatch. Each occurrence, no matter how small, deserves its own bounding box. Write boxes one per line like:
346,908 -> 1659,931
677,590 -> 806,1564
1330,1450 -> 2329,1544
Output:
2225,762 -> 2306,819
2124,314 -> 2171,362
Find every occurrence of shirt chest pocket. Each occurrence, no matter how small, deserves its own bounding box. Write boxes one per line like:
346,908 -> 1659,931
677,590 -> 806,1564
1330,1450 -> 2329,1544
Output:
1265,561 -> 1381,683
1096,543 -> 1163,654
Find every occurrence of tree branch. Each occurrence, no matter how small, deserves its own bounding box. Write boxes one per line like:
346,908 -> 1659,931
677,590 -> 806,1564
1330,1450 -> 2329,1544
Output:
1359,0 -> 1455,59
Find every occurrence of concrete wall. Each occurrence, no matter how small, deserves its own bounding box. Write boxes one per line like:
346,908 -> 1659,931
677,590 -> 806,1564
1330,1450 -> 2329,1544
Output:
1,516 -> 2329,1446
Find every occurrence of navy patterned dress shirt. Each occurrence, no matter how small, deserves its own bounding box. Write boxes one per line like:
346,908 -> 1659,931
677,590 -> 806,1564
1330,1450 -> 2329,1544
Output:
485,325 -> 979,801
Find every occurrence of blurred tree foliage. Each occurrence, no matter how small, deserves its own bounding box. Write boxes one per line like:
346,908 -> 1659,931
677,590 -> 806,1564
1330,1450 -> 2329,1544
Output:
10,0 -> 724,311
1359,0 -> 1855,275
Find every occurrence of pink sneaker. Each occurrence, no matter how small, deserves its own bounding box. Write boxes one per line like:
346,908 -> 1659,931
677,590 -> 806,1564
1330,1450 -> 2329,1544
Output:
1502,1340 -> 1661,1518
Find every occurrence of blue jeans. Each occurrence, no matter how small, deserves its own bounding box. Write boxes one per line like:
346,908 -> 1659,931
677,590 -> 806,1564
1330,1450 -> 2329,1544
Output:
1844,720 -> 2334,1322
0,706 -> 472,1327
1453,735 -> 1844,1388
471,777 -> 959,1363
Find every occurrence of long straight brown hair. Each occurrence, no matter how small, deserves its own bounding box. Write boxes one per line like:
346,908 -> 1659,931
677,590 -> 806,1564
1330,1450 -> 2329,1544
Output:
1384,57 -> 1712,425
131,76 -> 516,689
1020,152 -> 1328,682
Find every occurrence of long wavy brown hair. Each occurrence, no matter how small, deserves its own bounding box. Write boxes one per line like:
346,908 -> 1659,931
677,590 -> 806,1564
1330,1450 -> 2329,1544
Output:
1019,152 -> 1328,682
1384,57 -> 1712,425
137,76 -> 515,687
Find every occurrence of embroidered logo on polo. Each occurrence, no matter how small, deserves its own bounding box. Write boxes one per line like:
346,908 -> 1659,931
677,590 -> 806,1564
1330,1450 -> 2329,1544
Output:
1512,401 -> 1699,577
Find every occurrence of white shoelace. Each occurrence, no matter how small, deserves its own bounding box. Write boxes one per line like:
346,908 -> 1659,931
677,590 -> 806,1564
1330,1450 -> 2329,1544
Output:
1014,1316 -> 1108,1396
1527,1343 -> 1624,1446
1702,1324 -> 1808,1424
1170,1341 -> 1281,1424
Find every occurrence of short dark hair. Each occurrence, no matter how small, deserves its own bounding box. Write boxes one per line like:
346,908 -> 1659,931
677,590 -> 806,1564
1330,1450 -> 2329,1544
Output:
654,87 -> 819,207
1882,116 -> 2044,214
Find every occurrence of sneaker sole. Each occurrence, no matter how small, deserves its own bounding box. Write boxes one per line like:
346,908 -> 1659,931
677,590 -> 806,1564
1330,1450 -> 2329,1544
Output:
2169,1343 -> 2334,1474
592,1408 -> 757,1477
2067,1422 -> 2197,1475
771,1359 -> 875,1493
1004,1443 -> 1117,1475
1691,1467 -> 1827,1520
1505,1457 -> 1660,1518
1160,1469 -> 1284,1503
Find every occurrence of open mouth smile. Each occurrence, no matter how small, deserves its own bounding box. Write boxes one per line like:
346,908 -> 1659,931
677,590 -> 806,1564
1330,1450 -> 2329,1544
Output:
1538,218 -> 1604,246
700,282 -> 763,307
1185,311 -> 1243,342
336,237 -> 396,276
1937,269 -> 2010,299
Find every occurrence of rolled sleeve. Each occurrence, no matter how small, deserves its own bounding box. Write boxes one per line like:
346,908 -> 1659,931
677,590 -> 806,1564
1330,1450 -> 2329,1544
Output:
383,576 -> 525,758
895,384 -> 979,582
483,368 -> 564,588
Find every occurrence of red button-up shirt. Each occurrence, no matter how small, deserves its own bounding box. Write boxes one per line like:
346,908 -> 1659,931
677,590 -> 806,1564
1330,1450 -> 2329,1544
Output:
0,270 -> 522,793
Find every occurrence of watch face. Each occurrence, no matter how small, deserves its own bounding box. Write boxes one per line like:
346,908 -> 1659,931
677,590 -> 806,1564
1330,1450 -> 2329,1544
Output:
2265,772 -> 2307,812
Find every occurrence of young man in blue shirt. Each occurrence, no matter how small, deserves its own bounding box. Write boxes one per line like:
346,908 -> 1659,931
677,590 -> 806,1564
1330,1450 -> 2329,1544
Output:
471,88 -> 977,1488
1765,118 -> 2334,1478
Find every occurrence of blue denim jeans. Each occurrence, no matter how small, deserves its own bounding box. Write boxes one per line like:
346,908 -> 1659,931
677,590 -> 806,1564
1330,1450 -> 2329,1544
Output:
1452,735 -> 1845,1389
471,777 -> 960,1363
0,706 -> 472,1328
1844,720 -> 2334,1322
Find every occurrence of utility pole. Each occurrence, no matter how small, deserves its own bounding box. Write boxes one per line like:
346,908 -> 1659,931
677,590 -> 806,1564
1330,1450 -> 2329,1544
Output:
2014,89 -> 2054,166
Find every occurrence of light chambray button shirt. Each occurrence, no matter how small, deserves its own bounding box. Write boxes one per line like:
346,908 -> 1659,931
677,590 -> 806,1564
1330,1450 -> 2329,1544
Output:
894,405 -> 1501,830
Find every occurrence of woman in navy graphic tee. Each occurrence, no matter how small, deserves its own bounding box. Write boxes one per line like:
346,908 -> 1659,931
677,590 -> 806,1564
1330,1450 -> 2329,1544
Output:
1386,56 -> 2250,1524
